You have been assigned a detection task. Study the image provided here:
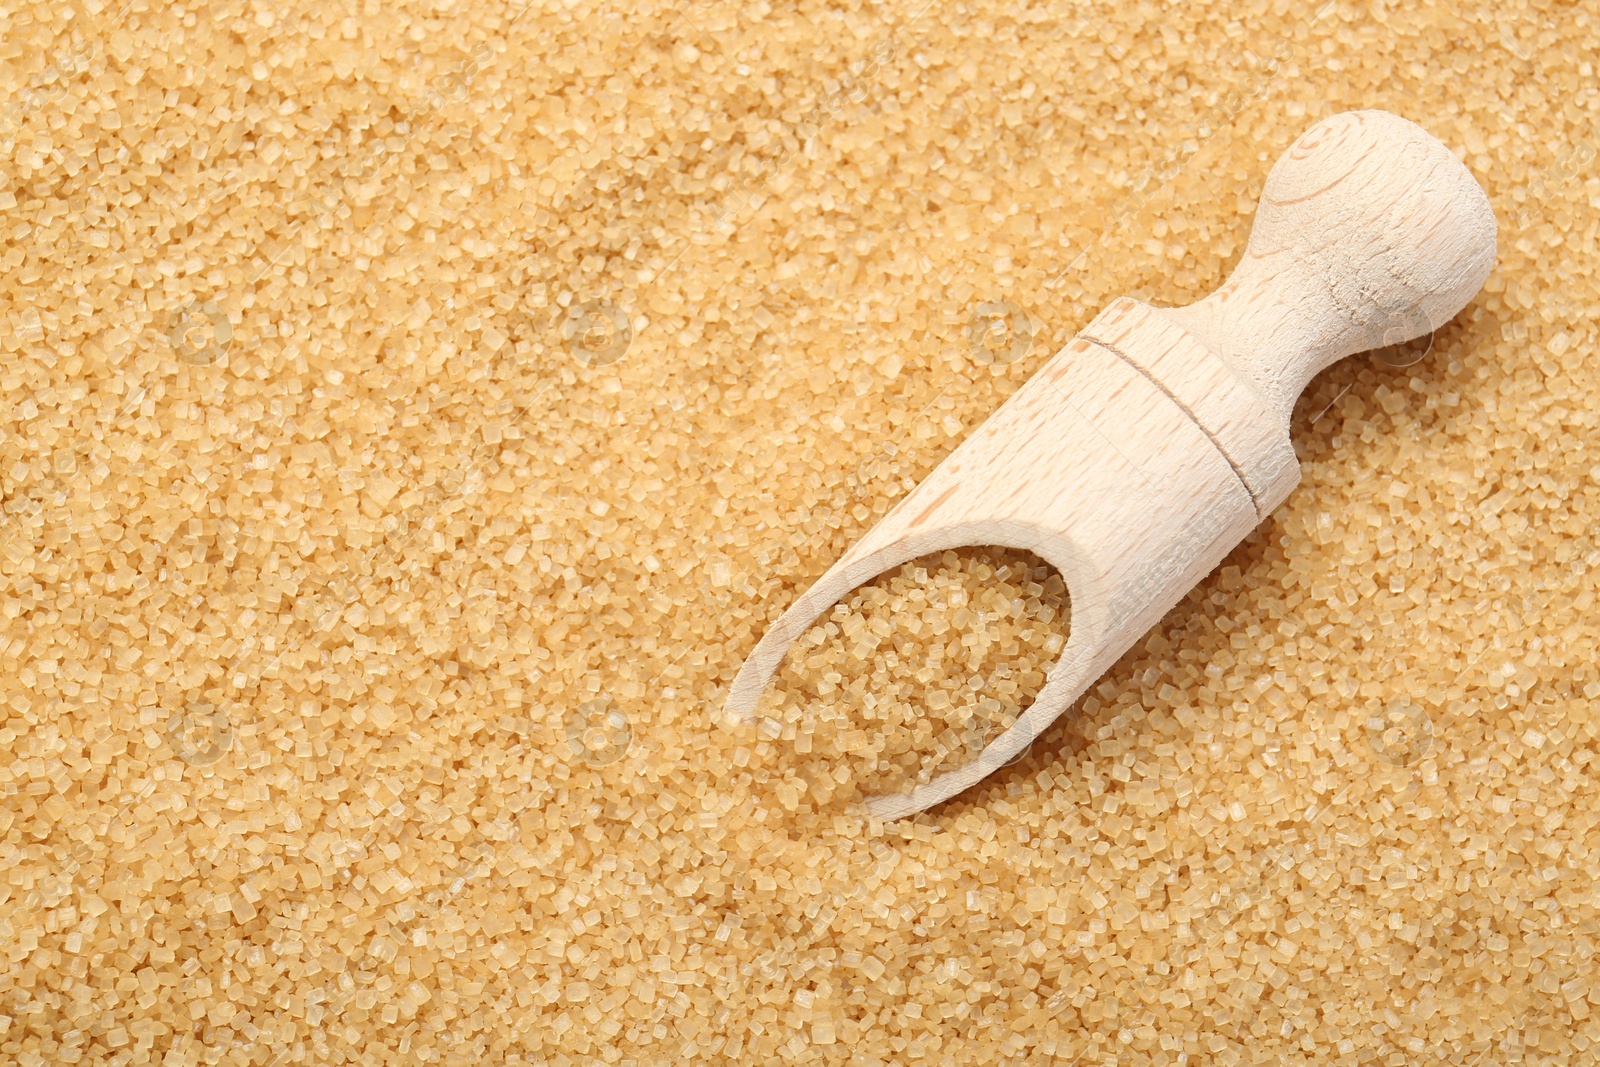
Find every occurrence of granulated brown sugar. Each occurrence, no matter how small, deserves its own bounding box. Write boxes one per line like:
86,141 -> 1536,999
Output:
755,548 -> 1068,804
4,0 -> 1600,1065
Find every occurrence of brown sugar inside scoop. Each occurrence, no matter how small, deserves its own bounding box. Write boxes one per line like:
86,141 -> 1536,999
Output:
752,548 -> 1070,807
725,109 -> 1498,820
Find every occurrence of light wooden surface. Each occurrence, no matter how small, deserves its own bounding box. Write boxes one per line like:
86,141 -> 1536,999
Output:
724,110 -> 1498,820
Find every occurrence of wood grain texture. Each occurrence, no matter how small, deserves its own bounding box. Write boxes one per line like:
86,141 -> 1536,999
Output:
724,109 -> 1497,820
1078,297 -> 1300,517
1163,110 -> 1499,427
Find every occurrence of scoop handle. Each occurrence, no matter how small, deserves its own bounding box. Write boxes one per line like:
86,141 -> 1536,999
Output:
1162,110 -> 1497,425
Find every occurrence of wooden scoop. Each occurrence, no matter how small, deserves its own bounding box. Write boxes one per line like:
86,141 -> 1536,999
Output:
725,110 -> 1498,820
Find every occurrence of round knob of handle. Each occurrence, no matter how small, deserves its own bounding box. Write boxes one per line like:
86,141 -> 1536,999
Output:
1163,109 -> 1498,424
